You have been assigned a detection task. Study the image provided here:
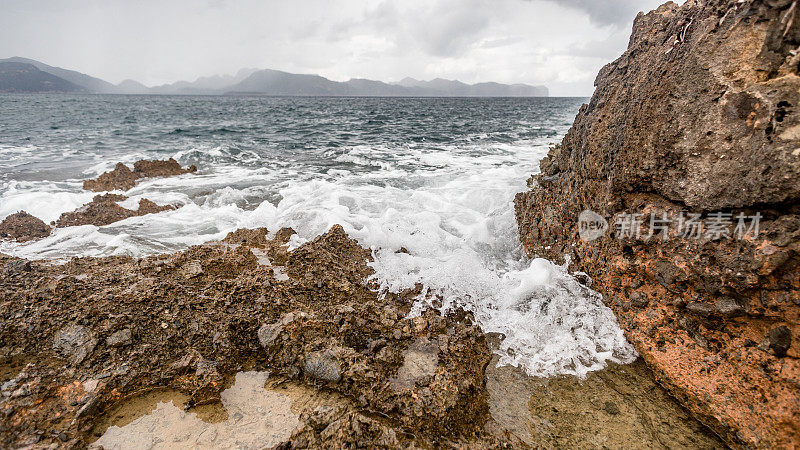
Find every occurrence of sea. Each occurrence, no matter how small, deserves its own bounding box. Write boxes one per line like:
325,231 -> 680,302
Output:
0,94 -> 636,378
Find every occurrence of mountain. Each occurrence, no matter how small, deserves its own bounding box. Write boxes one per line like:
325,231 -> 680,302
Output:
0,57 -> 549,97
228,69 -> 548,97
393,77 -> 548,96
0,57 -> 116,93
228,69 -> 346,95
0,62 -> 87,93
113,79 -> 150,94
149,68 -> 259,95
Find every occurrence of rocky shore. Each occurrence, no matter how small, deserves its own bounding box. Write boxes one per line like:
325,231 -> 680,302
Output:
1,224 -> 724,448
0,155 -> 724,447
6,1 -> 798,446
515,0 -> 799,447
0,225 -> 497,447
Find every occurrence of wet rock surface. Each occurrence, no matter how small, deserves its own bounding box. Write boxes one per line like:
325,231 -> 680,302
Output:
82,158 -> 197,192
54,193 -> 176,227
0,211 -> 52,242
515,0 -> 800,447
0,225 -> 501,448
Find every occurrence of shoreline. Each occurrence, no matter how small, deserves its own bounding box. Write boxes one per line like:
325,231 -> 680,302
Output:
0,224 -> 723,448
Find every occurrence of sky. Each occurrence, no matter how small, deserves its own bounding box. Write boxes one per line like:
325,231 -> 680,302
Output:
0,0 -> 670,96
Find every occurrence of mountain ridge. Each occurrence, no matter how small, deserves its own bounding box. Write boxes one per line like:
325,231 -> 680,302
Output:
0,57 -> 548,97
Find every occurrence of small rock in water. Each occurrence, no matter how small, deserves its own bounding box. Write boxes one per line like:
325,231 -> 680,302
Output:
0,211 -> 51,242
573,272 -> 592,287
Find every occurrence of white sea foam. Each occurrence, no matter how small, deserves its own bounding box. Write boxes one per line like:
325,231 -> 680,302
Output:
0,139 -> 636,378
0,180 -> 96,223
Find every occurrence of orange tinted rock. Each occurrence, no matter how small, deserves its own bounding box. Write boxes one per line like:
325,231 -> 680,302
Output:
514,1 -> 800,447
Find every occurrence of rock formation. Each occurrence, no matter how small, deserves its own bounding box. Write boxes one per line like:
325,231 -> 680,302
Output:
54,193 -> 176,227
515,0 -> 799,447
83,158 -> 197,192
0,211 -> 52,242
0,226 -> 501,447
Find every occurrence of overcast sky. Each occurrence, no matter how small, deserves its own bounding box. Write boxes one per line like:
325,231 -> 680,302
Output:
0,0 -> 670,96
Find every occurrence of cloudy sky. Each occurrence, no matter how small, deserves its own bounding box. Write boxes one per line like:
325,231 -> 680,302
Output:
0,0 -> 669,96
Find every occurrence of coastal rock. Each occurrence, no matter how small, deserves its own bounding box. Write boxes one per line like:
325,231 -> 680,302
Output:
82,158 -> 196,192
768,325 -> 792,357
52,324 -> 97,365
514,1 -> 800,447
303,349 -> 343,382
83,162 -> 137,192
132,158 -> 197,179
258,312 -> 303,348
105,328 -> 132,347
0,211 -> 51,242
55,193 -> 176,227
389,336 -> 440,391
0,226 -> 496,447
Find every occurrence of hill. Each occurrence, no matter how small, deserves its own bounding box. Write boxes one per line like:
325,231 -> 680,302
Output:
0,62 -> 86,93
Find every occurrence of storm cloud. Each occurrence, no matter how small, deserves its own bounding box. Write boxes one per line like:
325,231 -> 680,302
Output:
0,0 -> 670,96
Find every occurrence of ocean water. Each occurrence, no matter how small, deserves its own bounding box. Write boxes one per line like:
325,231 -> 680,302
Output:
0,94 -> 635,378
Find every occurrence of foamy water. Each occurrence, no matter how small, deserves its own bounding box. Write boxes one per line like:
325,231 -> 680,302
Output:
0,95 -> 635,377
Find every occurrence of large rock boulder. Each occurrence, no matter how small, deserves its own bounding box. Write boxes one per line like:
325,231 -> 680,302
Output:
515,0 -> 799,447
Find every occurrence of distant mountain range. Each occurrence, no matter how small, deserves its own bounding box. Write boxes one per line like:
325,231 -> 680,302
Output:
0,57 -> 548,97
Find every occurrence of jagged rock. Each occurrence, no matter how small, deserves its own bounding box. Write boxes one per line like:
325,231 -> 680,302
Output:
83,158 -> 196,192
55,193 -> 175,227
83,162 -> 136,192
258,312 -> 303,347
715,297 -> 745,318
282,407 -> 402,448
132,158 -> 196,179
0,211 -> 51,242
514,1 -> 800,447
53,324 -> 96,365
6,258 -> 32,273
